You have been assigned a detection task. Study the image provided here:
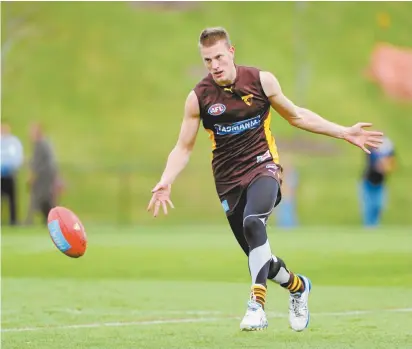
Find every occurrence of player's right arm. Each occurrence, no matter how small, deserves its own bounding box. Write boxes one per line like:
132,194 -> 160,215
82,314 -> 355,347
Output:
147,91 -> 201,217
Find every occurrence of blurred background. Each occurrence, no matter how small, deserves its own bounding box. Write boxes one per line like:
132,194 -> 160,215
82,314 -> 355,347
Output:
2,1 -> 412,228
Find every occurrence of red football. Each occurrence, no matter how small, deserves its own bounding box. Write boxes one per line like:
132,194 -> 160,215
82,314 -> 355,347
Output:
47,206 -> 87,258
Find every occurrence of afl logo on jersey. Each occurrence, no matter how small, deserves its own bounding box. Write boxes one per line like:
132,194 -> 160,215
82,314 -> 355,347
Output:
208,103 -> 226,116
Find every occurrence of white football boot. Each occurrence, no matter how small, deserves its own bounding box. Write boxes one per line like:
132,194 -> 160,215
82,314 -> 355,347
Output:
240,299 -> 268,331
288,274 -> 312,332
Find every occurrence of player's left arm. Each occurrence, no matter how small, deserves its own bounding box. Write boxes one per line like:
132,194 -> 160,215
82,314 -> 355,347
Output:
260,71 -> 384,154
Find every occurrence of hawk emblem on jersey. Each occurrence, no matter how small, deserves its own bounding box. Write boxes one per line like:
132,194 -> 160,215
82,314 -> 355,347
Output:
241,94 -> 254,106
208,103 -> 226,116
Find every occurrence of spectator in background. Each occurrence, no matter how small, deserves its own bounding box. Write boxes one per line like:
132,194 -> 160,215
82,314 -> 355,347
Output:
360,136 -> 396,227
25,123 -> 62,225
274,157 -> 299,228
1,121 -> 24,225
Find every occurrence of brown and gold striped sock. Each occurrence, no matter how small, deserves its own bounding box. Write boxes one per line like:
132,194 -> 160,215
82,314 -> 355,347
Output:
251,284 -> 267,309
281,272 -> 304,294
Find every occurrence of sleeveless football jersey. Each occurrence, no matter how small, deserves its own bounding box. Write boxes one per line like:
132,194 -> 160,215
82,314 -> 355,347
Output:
193,65 -> 282,213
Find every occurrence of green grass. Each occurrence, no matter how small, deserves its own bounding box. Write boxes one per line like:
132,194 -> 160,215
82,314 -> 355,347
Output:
2,225 -> 412,348
2,2 -> 412,225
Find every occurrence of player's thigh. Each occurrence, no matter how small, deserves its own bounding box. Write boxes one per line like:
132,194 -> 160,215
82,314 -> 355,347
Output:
227,193 -> 249,256
1,178 -> 11,196
244,175 -> 280,218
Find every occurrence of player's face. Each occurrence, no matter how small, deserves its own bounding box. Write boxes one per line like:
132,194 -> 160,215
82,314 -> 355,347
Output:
0,123 -> 10,135
200,40 -> 235,85
29,123 -> 41,141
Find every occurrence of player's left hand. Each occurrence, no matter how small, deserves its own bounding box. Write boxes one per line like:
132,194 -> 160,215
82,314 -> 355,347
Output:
343,123 -> 384,154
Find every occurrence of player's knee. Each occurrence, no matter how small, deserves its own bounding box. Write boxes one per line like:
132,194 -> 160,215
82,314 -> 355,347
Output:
243,215 -> 266,246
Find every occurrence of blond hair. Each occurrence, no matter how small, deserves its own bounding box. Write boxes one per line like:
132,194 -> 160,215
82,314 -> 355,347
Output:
198,27 -> 231,47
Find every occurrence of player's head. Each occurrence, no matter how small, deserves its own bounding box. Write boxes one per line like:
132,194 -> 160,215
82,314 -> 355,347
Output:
29,122 -> 43,141
198,27 -> 236,86
0,121 -> 11,135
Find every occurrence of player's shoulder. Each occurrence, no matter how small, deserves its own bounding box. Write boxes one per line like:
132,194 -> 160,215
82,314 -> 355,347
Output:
237,64 -> 262,78
258,69 -> 278,81
238,65 -> 278,85
193,73 -> 215,103
236,65 -> 266,92
237,64 -> 261,72
184,90 -> 200,116
194,72 -> 214,90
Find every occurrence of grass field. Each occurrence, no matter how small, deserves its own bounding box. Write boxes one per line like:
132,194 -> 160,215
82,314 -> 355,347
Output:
2,225 -> 412,348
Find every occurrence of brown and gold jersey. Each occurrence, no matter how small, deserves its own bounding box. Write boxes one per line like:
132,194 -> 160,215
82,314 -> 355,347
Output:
194,65 -> 280,197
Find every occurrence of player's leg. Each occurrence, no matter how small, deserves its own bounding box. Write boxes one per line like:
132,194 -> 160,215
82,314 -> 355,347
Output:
265,190 -> 311,332
2,177 -> 16,225
376,184 -> 386,225
226,194 -> 269,331
227,198 -> 289,287
243,176 -> 279,304
372,183 -> 385,226
24,193 -> 37,225
9,176 -> 17,225
267,253 -> 311,331
227,194 -> 249,256
362,179 -> 377,227
40,197 -> 54,225
237,176 -> 279,331
227,177 -> 310,331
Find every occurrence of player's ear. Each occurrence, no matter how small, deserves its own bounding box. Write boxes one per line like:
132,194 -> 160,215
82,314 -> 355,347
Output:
229,45 -> 235,58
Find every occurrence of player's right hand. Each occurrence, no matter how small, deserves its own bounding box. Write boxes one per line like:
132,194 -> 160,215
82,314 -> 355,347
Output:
147,182 -> 175,217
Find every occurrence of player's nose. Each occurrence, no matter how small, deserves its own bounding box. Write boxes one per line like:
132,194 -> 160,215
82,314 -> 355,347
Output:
211,60 -> 220,70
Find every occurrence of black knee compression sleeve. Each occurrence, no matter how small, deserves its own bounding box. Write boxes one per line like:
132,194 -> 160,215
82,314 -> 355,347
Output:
268,256 -> 291,284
